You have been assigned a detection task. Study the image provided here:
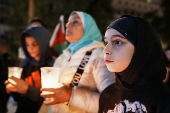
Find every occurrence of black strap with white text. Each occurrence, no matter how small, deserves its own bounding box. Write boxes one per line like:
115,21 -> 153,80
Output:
69,51 -> 92,88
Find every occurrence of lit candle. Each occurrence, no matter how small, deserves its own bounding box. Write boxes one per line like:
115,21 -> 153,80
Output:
41,67 -> 60,100
8,67 -> 23,85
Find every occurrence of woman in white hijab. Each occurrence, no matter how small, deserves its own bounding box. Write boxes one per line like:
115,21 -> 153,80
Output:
40,11 -> 115,113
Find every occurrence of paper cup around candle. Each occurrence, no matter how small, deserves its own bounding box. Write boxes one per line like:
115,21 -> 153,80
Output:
8,67 -> 23,85
41,67 -> 60,101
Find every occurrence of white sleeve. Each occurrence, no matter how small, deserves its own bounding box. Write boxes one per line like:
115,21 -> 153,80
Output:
69,87 -> 100,113
93,57 -> 115,93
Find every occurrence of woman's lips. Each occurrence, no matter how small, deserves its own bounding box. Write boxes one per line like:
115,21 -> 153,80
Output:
104,59 -> 114,64
66,30 -> 72,35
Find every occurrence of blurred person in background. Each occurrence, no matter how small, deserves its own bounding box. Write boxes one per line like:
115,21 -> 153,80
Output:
29,18 -> 48,29
5,26 -> 55,113
0,40 -> 16,67
40,11 -> 115,113
0,39 -> 16,113
18,18 -> 48,61
163,47 -> 170,88
0,54 -> 7,113
165,46 -> 170,66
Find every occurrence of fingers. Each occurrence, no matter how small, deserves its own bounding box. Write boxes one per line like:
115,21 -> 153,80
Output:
40,89 -> 57,105
4,80 -> 9,85
8,76 -> 19,86
10,76 -> 19,81
7,87 -> 17,92
6,84 -> 15,88
43,100 -> 56,105
40,86 -> 71,105
41,88 -> 55,92
8,79 -> 17,86
6,84 -> 17,93
40,92 -> 55,98
6,80 -> 16,91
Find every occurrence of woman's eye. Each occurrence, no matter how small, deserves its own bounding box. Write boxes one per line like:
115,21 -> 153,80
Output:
113,41 -> 122,46
73,21 -> 78,24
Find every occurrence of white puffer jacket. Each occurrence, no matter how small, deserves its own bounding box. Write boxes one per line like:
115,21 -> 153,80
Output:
49,41 -> 115,113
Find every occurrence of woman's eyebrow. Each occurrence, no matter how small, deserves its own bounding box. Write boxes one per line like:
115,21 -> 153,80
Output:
112,35 -> 125,39
72,17 -> 80,19
68,17 -> 80,21
104,35 -> 125,40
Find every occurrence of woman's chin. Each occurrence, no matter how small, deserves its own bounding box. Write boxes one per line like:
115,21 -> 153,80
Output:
107,67 -> 116,72
66,37 -> 73,43
107,66 -> 123,73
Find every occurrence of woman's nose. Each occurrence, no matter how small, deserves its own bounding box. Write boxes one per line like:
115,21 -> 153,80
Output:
104,45 -> 112,55
66,22 -> 71,28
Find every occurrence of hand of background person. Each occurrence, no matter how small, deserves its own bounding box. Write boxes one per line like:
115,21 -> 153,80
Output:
40,83 -> 72,105
5,80 -> 16,94
5,76 -> 29,94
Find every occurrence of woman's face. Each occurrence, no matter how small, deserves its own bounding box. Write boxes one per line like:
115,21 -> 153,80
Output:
25,36 -> 40,60
104,29 -> 135,72
66,13 -> 84,43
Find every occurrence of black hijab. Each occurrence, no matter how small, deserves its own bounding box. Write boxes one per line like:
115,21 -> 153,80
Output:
107,15 -> 166,87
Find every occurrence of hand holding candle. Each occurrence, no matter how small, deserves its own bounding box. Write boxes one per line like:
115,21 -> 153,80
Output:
5,67 -> 27,94
5,80 -> 16,94
40,83 -> 72,105
5,76 -> 29,94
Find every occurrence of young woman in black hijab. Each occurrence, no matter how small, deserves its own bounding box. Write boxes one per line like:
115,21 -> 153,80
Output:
99,15 -> 170,113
